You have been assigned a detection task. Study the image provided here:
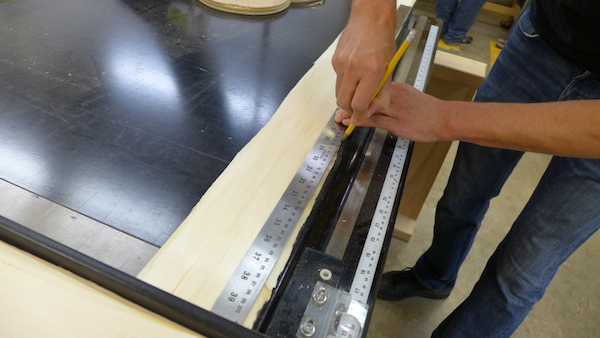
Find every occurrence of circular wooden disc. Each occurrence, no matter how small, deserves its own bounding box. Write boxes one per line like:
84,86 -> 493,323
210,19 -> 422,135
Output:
197,0 -> 291,15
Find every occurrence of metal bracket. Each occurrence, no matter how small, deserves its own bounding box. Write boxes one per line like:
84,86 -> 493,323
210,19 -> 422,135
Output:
296,281 -> 361,338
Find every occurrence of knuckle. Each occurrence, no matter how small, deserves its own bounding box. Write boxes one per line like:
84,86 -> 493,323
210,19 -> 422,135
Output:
351,101 -> 366,115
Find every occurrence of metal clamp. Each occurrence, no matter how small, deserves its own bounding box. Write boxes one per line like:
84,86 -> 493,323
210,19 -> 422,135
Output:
296,281 -> 361,338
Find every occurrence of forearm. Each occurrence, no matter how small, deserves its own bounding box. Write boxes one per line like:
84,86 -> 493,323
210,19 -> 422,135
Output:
336,82 -> 600,159
443,100 -> 600,158
348,0 -> 397,26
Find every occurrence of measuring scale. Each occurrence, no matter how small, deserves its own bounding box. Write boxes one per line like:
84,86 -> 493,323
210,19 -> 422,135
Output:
213,23 -> 440,334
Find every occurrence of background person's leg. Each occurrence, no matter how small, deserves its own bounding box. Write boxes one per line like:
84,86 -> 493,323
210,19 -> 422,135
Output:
443,0 -> 488,44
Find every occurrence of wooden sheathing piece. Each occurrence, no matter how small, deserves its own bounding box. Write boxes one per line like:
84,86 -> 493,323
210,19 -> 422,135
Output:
138,40 -> 339,327
0,240 -> 201,337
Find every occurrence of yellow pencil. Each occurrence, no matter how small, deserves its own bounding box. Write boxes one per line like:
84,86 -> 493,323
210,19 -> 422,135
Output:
342,28 -> 418,140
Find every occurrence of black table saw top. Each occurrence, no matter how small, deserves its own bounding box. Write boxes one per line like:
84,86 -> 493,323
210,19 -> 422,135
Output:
0,0 -> 350,246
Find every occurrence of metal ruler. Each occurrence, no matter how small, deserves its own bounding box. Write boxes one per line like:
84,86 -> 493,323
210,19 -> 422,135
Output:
414,25 -> 439,94
349,24 -> 439,307
213,23 -> 439,326
212,114 -> 344,324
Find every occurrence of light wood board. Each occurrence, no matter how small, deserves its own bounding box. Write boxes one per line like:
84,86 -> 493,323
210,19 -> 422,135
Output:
196,0 -> 320,15
139,0 -> 416,328
394,141 -> 452,241
138,38 -> 339,327
0,240 -> 200,337
197,0 -> 290,15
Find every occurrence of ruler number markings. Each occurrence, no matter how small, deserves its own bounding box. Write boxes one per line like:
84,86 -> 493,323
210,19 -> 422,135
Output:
350,25 -> 439,306
212,116 -> 344,323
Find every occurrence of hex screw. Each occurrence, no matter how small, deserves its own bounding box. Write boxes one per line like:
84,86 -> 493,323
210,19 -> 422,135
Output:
313,286 -> 328,305
300,318 -> 316,337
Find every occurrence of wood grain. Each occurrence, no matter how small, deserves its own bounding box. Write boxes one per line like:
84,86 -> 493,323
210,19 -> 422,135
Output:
0,240 -> 200,337
138,39 -> 339,327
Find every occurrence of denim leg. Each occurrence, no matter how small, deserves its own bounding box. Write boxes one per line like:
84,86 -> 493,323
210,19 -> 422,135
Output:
433,156 -> 600,337
413,144 -> 524,291
435,0 -> 458,36
442,0 -> 488,43
412,8 -> 600,336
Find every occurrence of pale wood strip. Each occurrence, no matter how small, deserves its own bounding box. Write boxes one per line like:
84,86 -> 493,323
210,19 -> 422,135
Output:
0,240 -> 200,337
397,141 -> 453,221
394,141 -> 452,241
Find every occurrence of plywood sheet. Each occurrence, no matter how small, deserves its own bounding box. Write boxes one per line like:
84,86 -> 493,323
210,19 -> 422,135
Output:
0,240 -> 200,337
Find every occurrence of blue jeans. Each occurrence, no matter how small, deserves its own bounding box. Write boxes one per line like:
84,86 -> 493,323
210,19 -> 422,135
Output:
411,9 -> 600,337
436,0 -> 487,43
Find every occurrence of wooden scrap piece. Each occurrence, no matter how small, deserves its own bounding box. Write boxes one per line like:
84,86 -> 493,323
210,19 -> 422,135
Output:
197,0 -> 291,15
0,240 -> 200,337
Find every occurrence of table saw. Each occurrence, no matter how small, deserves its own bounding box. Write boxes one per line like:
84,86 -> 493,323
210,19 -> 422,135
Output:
0,1 -> 440,336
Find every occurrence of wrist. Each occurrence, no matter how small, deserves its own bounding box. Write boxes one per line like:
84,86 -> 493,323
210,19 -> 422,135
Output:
349,0 -> 397,26
441,101 -> 499,145
437,101 -> 466,142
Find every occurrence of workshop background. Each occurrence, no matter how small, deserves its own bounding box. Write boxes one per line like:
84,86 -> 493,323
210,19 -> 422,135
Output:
1,0 -> 598,336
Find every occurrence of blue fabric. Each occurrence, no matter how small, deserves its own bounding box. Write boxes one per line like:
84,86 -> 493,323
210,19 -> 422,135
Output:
411,9 -> 600,337
436,0 -> 487,43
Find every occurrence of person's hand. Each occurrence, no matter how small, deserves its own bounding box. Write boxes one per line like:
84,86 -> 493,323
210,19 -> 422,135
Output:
335,82 -> 447,142
332,0 -> 397,124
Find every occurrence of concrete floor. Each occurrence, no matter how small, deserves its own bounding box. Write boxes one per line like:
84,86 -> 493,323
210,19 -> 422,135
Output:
368,1 -> 600,337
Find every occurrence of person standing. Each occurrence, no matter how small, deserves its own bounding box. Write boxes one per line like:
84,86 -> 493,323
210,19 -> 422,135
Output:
437,0 -> 488,45
332,0 -> 600,336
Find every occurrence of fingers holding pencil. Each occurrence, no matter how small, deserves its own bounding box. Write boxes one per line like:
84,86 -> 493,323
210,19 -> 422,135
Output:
341,28 -> 418,140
